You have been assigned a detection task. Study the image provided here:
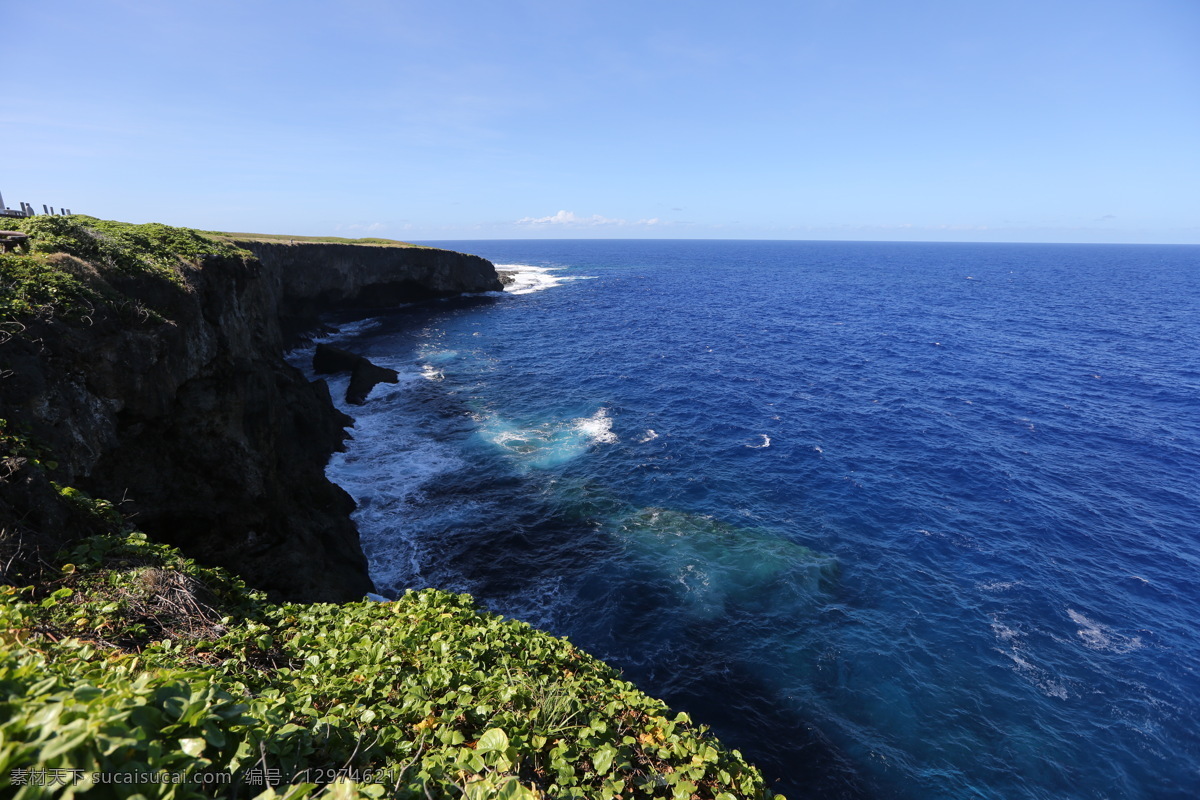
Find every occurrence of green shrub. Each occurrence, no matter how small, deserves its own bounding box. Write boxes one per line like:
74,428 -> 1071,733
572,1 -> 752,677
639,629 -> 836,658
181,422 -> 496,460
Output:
0,215 -> 251,328
0,419 -> 58,472
0,251 -> 104,325
14,216 -> 249,284
1,531 -> 783,799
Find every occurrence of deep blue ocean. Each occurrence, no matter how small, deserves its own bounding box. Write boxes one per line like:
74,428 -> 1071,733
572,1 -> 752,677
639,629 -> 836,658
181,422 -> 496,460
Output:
301,240 -> 1200,800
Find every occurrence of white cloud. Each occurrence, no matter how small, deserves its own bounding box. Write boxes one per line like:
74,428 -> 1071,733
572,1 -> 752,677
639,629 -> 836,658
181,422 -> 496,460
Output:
336,222 -> 387,232
516,210 -> 666,227
517,210 -> 623,226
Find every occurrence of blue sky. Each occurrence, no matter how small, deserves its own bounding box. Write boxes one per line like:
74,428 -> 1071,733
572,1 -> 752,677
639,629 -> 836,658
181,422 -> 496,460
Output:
3,0 -> 1198,243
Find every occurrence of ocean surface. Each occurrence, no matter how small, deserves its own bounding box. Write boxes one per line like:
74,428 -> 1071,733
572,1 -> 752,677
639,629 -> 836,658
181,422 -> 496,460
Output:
297,240 -> 1200,799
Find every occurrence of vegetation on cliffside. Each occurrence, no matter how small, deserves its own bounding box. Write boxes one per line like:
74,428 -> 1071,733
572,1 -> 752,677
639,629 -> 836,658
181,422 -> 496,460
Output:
4,215 -> 249,283
0,219 -> 784,799
0,215 -> 246,328
0,422 -> 781,799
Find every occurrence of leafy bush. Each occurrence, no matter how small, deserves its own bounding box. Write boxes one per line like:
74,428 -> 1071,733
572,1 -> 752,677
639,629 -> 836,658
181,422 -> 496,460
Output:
0,419 -> 58,473
0,216 -> 251,328
11,216 -> 249,284
0,251 -> 105,326
1,531 -> 783,800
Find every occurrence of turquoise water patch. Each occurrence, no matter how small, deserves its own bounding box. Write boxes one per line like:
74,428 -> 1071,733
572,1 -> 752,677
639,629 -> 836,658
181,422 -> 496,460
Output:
317,240 -> 1200,800
615,506 -> 836,620
476,408 -> 617,470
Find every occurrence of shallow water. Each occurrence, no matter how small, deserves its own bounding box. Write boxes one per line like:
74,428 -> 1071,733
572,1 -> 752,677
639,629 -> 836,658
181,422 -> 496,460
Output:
303,240 -> 1200,799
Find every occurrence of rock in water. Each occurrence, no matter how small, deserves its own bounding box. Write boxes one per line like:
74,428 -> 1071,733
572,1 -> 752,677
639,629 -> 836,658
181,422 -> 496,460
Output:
313,343 -> 362,374
347,358 -> 399,405
313,343 -> 399,404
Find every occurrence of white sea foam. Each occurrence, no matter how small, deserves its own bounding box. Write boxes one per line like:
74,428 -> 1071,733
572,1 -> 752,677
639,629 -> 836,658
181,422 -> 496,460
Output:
745,434 -> 771,449
363,496 -> 489,594
307,317 -> 383,344
1067,609 -> 1143,653
638,429 -> 659,443
328,420 -> 462,505
420,349 -> 459,365
306,347 -> 474,593
990,618 -> 1020,642
575,407 -> 618,444
330,427 -> 470,592
480,407 -> 617,469
491,576 -> 570,631
990,614 -> 1071,699
495,264 -> 596,295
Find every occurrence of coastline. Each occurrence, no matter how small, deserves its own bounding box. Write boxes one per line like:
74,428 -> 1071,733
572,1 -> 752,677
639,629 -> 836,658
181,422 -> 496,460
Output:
1,221 -> 501,602
0,216 -> 784,798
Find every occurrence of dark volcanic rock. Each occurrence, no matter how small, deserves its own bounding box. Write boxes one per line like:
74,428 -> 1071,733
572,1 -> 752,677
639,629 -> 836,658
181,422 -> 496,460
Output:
313,344 -> 362,375
238,241 -> 503,342
313,343 -> 400,404
347,358 -> 399,405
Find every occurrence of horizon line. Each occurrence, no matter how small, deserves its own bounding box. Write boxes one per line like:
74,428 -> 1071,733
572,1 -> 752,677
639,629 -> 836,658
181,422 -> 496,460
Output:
404,236 -> 1200,247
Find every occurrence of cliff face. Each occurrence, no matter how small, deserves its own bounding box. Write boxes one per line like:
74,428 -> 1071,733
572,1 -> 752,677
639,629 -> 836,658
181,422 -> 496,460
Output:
1,237 -> 501,601
241,241 -> 502,339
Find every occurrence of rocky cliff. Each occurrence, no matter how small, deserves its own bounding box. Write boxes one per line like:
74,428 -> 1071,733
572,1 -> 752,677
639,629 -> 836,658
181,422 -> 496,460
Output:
0,219 -> 502,601
240,240 -> 501,340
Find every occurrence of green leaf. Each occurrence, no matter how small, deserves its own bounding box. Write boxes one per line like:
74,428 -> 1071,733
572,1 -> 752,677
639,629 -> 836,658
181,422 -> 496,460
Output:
592,744 -> 616,774
202,721 -> 226,747
460,748 -> 486,773
40,728 -> 92,760
476,727 -> 510,752
72,686 -> 104,702
672,779 -> 698,800
180,737 -> 206,757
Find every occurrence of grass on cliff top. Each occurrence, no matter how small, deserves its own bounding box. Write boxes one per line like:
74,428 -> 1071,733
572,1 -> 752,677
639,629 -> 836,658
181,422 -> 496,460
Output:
0,215 -> 251,329
0,215 -> 436,331
205,231 -> 429,248
4,215 -> 250,279
0,437 -> 783,800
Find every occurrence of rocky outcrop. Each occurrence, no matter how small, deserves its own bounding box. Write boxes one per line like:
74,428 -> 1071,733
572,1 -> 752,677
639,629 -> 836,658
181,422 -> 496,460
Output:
313,343 -> 400,405
239,241 -> 502,340
312,343 -> 366,375
0,241 -> 501,601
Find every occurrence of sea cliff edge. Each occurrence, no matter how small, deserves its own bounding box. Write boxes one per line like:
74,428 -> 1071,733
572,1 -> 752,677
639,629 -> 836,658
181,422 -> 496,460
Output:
1,220 -> 501,601
0,217 -> 784,799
